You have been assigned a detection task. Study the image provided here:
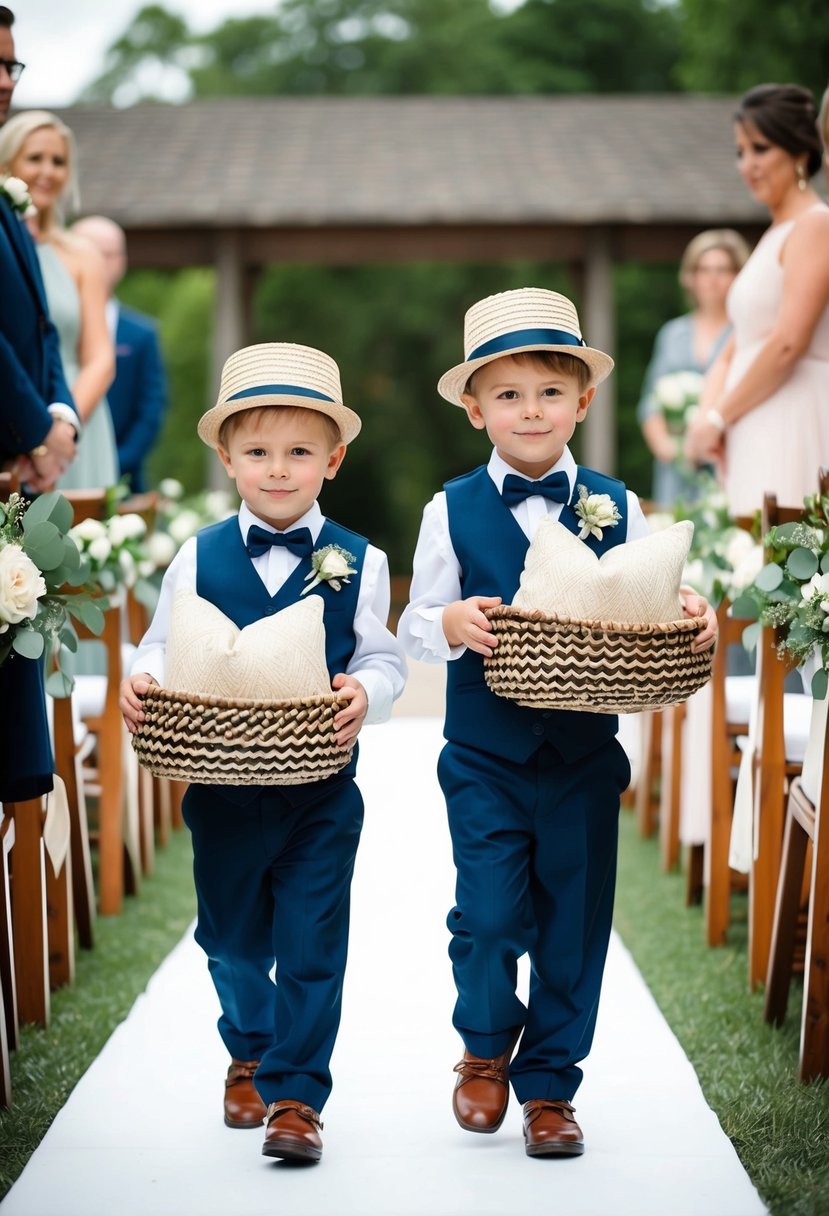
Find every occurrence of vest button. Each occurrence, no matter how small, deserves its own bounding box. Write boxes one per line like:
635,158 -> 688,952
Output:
542,711 -> 552,719
532,721 -> 545,736
265,605 -> 276,614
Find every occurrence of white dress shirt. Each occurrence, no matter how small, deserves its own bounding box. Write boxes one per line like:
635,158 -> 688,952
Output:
396,446 -> 649,663
132,501 -> 407,723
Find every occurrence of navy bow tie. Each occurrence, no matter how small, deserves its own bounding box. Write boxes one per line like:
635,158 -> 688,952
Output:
500,471 -> 571,508
245,524 -> 314,559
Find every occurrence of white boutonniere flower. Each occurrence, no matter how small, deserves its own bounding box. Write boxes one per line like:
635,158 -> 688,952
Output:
574,484 -> 621,541
0,174 -> 37,218
301,543 -> 357,595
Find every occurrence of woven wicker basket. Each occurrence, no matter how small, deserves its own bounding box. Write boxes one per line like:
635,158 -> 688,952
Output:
483,606 -> 712,714
132,687 -> 351,786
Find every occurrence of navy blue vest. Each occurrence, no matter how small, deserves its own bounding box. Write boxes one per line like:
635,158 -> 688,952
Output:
195,515 -> 368,795
444,464 -> 628,764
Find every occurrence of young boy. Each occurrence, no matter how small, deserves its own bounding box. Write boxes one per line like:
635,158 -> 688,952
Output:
397,288 -> 716,1158
121,342 -> 406,1163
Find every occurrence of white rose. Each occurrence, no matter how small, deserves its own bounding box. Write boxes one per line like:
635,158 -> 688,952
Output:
0,544 -> 47,625
114,513 -> 146,541
655,374 -> 684,409
118,549 -> 137,586
205,490 -> 234,518
159,478 -> 184,500
106,515 -> 130,546
2,175 -> 30,207
88,536 -> 112,564
168,509 -> 201,543
801,572 -> 829,600
724,529 -> 756,571
683,558 -> 705,589
728,545 -> 764,593
137,558 -> 156,579
70,517 -> 107,543
320,550 -> 353,579
147,532 -> 177,566
677,370 -> 704,398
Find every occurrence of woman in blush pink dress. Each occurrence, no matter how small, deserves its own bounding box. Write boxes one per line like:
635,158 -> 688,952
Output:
686,84 -> 829,516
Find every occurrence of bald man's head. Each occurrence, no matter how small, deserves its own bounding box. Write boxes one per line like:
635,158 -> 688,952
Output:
72,215 -> 127,295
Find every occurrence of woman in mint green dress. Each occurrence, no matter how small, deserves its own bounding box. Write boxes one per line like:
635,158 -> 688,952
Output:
0,110 -> 118,490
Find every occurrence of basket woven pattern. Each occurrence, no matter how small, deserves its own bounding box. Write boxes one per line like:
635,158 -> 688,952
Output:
483,606 -> 712,713
132,688 -> 351,786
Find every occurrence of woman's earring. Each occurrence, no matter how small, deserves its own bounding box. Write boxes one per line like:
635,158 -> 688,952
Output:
797,164 -> 807,192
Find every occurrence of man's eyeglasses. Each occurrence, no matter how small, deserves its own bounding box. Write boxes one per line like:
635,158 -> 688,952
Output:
0,59 -> 25,82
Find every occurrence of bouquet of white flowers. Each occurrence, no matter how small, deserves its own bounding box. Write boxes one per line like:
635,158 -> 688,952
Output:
653,370 -> 705,437
0,492 -> 103,695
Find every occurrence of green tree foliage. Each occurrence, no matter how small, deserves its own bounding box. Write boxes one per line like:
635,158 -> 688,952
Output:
677,0 -> 829,100
81,0 -> 826,566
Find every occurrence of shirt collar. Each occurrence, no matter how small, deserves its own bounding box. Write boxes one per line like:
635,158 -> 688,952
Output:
486,446 -> 576,496
238,500 -> 324,545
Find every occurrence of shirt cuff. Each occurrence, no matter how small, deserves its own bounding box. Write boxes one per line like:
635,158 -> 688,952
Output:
354,667 -> 394,725
48,402 -> 82,438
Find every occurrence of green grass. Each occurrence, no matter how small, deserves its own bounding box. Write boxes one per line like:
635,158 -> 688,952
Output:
614,810 -> 829,1216
0,826 -> 196,1199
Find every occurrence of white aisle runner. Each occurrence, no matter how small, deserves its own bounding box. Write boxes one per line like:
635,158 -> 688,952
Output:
1,719 -> 765,1216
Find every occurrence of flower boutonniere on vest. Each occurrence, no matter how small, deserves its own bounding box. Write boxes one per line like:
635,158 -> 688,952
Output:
301,543 -> 357,595
0,174 -> 37,218
573,485 -> 621,542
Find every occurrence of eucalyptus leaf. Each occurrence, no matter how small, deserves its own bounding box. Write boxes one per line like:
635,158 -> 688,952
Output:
754,563 -> 784,592
46,668 -> 74,699
12,628 -> 44,659
821,552 -> 829,574
68,599 -> 106,635
812,667 -> 828,700
771,522 -> 800,544
741,621 -> 761,653
23,520 -> 65,570
59,625 -> 79,652
21,490 -> 63,528
786,547 -> 819,580
729,594 -> 759,621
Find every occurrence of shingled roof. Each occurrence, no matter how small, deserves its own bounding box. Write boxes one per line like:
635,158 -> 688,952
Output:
55,95 -> 768,231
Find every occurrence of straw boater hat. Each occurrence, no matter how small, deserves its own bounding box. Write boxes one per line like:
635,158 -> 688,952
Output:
198,342 -> 362,448
437,287 -> 615,407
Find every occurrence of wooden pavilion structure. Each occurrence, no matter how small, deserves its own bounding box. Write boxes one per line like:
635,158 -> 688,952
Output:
56,94 -> 769,471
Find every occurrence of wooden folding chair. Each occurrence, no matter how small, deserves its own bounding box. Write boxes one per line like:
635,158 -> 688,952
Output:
61,490 -> 138,916
634,709 -> 662,838
659,701 -> 685,872
0,806 -> 18,1053
4,796 -> 50,1026
747,494 -> 810,989
764,690 -> 829,1080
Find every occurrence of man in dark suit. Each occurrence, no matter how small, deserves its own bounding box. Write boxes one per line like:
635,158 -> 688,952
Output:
73,215 -> 167,493
1,4 -> 79,800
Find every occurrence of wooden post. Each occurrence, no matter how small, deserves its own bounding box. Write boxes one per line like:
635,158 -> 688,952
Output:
582,227 -> 616,475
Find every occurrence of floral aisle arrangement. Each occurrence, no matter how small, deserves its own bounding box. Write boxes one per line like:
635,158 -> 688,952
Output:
660,476 -> 763,608
730,491 -> 829,699
68,511 -> 156,598
0,491 -> 103,695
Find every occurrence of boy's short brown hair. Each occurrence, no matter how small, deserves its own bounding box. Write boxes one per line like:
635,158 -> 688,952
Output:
218,405 -> 342,452
465,349 -> 591,397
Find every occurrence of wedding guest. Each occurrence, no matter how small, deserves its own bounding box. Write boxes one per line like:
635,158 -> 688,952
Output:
398,288 -> 716,1158
686,84 -> 829,514
73,215 -> 167,493
637,229 -> 749,507
0,110 -> 117,491
0,6 -> 78,802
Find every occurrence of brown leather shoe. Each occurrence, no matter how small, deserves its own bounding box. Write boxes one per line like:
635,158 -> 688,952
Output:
452,1032 -> 520,1133
262,1100 -> 323,1162
523,1099 -> 584,1157
223,1059 -> 266,1129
